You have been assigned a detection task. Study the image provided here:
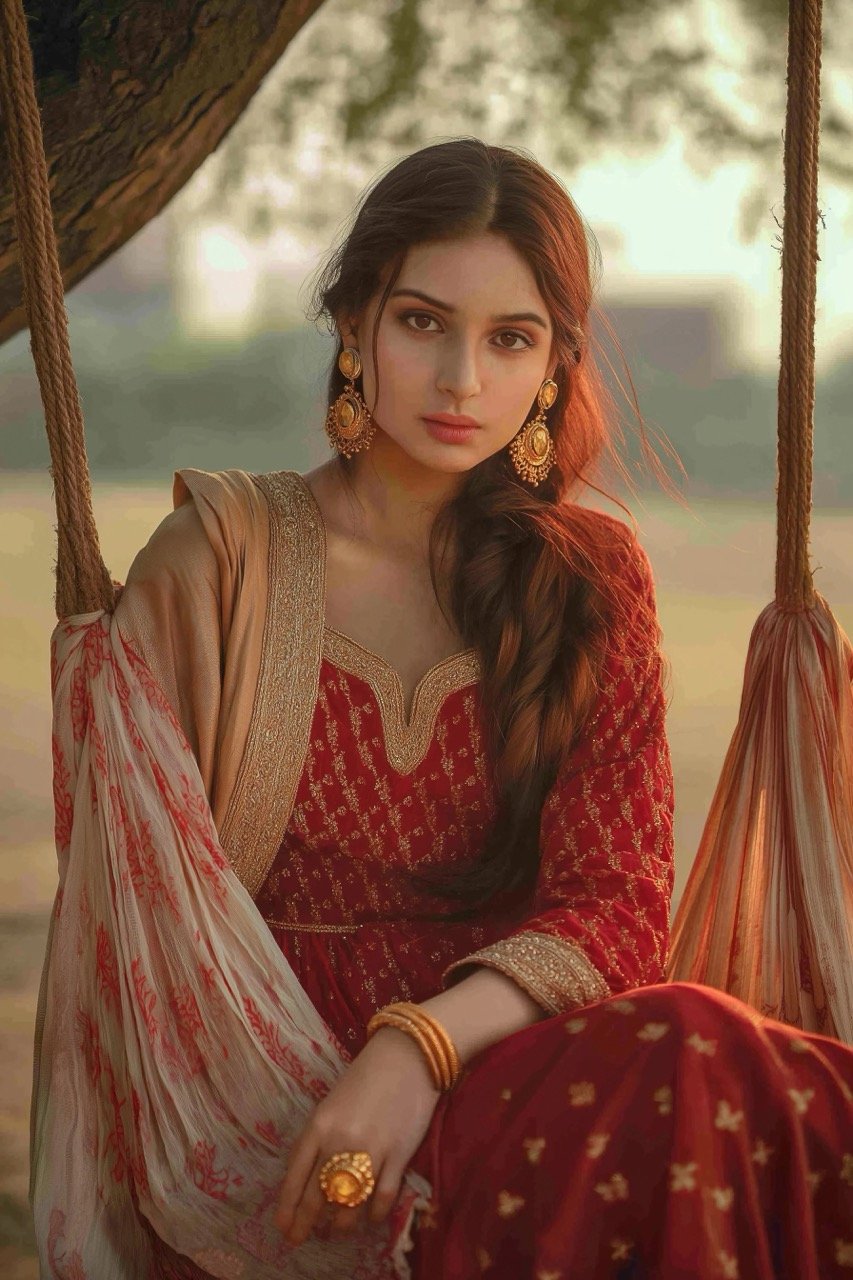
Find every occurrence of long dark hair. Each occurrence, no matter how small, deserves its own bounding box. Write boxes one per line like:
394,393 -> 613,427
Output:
308,137 -> 678,920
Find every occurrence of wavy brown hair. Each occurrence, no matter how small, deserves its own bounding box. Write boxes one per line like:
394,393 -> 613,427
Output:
309,137 -> 679,921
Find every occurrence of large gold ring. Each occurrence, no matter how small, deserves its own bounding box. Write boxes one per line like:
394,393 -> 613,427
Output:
317,1150 -> 375,1207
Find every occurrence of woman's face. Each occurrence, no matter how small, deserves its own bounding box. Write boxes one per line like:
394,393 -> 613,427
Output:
342,232 -> 557,477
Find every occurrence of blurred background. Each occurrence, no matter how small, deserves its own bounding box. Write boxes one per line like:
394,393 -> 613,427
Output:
1,0 -> 851,1270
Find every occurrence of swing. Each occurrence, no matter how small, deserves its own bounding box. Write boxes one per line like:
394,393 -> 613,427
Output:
1,0 -> 852,1272
3,0 -> 848,1038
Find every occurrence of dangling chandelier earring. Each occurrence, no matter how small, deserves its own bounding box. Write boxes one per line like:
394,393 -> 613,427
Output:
508,378 -> 558,486
324,347 -> 377,457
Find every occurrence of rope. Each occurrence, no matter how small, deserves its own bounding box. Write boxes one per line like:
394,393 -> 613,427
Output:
0,0 -> 114,618
775,0 -> 822,611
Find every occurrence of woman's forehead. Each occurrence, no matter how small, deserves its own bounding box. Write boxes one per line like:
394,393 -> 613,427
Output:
385,234 -> 548,317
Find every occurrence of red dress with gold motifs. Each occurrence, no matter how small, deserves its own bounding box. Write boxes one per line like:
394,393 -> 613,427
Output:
249,597 -> 853,1278
253,598 -> 671,1061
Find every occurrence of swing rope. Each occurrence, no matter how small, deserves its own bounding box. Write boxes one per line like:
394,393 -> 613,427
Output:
0,0 -> 114,620
776,0 -> 821,611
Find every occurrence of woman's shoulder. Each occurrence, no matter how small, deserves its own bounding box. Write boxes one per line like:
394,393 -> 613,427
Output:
173,466 -> 268,535
175,465 -> 315,527
125,467 -> 313,588
154,465 -> 313,559
567,506 -> 662,680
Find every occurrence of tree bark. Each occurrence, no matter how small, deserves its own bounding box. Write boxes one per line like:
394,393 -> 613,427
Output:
0,0 -> 326,346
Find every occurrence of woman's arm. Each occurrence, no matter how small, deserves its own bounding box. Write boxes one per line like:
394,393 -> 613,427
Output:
415,966 -> 547,1064
114,498 -> 223,776
114,467 -> 270,844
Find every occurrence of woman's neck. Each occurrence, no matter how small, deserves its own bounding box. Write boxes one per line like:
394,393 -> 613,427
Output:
331,442 -> 464,559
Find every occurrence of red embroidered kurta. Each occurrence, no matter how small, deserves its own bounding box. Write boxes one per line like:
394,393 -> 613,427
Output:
253,610 -> 673,1058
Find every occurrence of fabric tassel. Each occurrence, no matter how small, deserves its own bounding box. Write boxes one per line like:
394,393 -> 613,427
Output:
667,593 -> 853,1044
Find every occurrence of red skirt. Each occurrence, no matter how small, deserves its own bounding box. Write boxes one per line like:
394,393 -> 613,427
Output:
149,981 -> 852,1278
404,981 -> 853,1279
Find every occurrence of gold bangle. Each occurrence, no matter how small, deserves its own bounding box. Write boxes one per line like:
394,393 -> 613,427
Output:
367,1010 -> 442,1081
391,1002 -> 461,1087
367,1010 -> 445,1090
367,1001 -> 461,1090
376,1006 -> 452,1090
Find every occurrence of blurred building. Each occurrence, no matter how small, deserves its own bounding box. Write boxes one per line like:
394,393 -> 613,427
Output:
596,293 -> 736,389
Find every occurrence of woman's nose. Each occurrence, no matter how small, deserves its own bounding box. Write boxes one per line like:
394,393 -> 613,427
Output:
436,340 -> 481,402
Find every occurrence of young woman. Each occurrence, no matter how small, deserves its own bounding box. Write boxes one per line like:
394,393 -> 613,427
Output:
34,138 -> 852,1279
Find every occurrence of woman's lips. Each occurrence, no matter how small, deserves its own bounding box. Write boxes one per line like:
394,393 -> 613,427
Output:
423,413 -> 481,428
422,416 -> 480,443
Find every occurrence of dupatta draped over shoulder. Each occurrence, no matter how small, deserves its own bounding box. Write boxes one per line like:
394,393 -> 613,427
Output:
114,468 -> 329,897
30,468 -> 431,1280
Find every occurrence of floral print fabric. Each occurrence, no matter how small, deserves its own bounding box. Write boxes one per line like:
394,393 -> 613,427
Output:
32,611 -> 429,1279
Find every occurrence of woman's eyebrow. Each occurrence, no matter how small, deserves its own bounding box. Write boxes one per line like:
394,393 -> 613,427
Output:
390,287 -> 549,331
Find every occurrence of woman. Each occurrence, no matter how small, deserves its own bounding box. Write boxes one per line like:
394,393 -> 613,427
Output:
33,139 -> 852,1279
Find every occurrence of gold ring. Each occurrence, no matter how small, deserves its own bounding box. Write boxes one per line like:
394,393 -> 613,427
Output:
317,1150 -> 375,1207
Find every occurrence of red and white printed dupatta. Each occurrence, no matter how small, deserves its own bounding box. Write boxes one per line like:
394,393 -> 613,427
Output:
30,608 -> 431,1279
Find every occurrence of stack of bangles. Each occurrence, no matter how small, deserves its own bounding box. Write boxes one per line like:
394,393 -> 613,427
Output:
317,1002 -> 461,1209
366,1000 -> 462,1092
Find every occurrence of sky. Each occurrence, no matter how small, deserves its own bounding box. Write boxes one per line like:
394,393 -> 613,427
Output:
569,132 -> 852,372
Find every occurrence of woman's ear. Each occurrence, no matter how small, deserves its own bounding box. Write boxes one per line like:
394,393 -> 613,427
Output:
336,313 -> 360,349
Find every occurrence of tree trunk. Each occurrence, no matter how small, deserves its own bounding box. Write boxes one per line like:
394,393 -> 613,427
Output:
0,0 -> 326,346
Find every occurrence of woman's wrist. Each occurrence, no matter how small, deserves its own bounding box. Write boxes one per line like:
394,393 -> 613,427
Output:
417,966 -> 546,1066
366,1023 -> 442,1095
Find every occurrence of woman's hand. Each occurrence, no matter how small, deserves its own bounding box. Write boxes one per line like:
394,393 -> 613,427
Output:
274,1024 -> 441,1247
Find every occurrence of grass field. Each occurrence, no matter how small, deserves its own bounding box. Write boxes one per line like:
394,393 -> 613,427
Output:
1,472 -> 851,1270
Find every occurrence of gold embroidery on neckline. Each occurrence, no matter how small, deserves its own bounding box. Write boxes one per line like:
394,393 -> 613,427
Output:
322,624 -> 481,776
220,469 -> 483,893
290,470 -> 483,775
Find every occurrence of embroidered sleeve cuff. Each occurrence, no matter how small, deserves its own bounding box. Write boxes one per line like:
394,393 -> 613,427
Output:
441,929 -> 610,1016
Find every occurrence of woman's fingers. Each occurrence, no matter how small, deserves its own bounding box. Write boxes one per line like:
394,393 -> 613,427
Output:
317,1151 -> 397,1240
278,1134 -> 398,1246
326,1155 -> 403,1233
365,1159 -> 403,1226
326,1198 -> 367,1237
283,1150 -> 329,1245
274,1131 -> 318,1236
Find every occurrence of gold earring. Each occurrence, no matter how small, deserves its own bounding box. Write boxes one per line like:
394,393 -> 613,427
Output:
508,378 -> 558,485
324,347 -> 377,457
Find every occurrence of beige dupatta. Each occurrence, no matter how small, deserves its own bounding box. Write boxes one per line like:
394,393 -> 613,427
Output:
115,467 -> 333,897
30,468 -> 431,1279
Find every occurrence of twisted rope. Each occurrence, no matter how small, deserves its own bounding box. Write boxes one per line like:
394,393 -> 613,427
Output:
775,0 -> 822,610
0,0 -> 114,618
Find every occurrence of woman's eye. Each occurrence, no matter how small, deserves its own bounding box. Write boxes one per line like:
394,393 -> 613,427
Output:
403,311 -> 440,332
495,331 -> 534,351
401,312 -> 533,350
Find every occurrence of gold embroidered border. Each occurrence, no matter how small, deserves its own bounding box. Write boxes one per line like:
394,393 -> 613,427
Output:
261,917 -> 364,934
442,929 -> 610,1016
219,471 -> 325,898
322,626 -> 481,776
